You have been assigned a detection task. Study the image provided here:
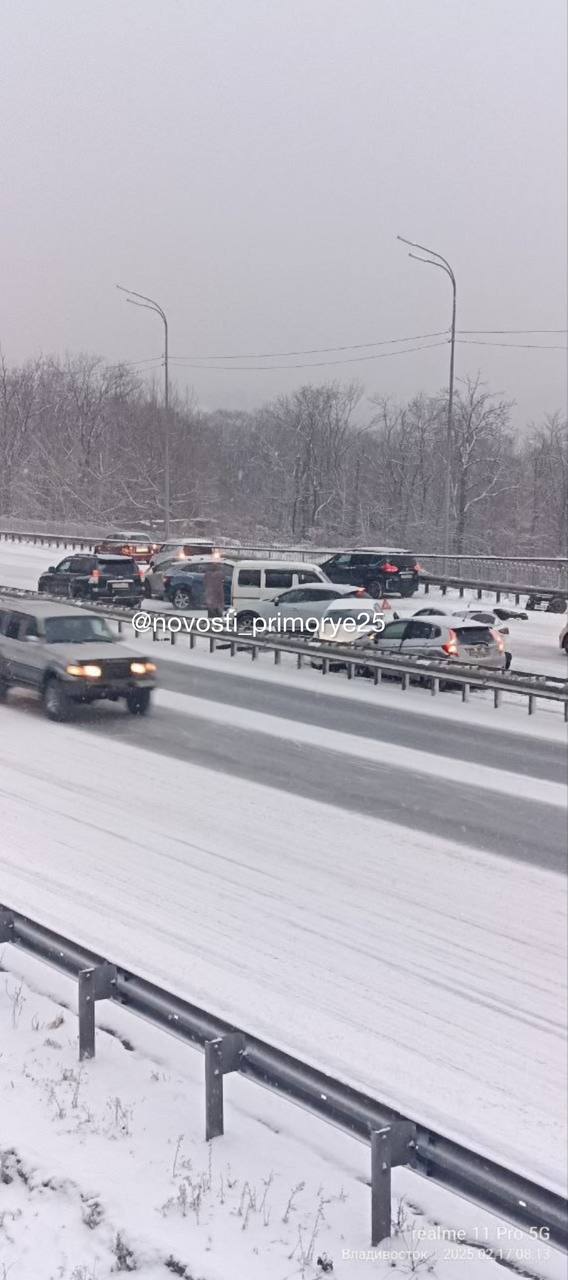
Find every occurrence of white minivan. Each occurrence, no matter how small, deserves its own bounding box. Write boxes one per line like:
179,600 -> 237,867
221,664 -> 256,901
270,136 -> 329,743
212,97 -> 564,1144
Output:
231,560 -> 328,624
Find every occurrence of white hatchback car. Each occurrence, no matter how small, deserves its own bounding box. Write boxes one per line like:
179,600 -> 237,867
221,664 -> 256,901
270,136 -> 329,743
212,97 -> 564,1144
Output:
399,603 -> 514,668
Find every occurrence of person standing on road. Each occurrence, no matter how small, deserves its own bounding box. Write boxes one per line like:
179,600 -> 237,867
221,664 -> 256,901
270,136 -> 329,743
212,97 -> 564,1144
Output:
204,558 -> 225,619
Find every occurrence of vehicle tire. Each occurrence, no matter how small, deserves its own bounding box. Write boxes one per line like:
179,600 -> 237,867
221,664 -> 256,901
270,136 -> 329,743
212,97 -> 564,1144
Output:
172,587 -> 193,610
236,611 -> 259,630
548,595 -> 567,614
562,636 -> 568,655
369,578 -> 384,597
504,652 -> 512,670
126,688 -> 152,716
43,677 -> 73,722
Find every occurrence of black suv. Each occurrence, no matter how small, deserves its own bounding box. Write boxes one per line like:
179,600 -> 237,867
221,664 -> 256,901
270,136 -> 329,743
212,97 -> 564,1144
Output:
38,554 -> 144,604
320,548 -> 421,597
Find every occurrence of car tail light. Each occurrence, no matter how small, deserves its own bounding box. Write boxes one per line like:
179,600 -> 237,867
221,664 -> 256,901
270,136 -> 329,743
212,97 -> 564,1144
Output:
88,569 -> 101,584
442,629 -> 458,656
491,628 -> 505,651
382,562 -> 398,574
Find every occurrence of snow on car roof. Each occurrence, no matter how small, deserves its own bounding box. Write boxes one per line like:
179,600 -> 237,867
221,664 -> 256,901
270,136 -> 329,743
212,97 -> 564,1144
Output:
0,599 -> 114,619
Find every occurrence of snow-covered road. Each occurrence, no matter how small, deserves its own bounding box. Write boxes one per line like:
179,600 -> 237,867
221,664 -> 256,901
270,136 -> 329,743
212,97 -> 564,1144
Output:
0,700 -> 566,1191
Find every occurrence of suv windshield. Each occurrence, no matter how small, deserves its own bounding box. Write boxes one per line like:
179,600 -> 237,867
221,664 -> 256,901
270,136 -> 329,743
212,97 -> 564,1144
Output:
45,616 -> 115,644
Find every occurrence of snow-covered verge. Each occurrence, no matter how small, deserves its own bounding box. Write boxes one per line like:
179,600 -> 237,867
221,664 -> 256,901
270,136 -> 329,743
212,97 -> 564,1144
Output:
0,951 -> 565,1280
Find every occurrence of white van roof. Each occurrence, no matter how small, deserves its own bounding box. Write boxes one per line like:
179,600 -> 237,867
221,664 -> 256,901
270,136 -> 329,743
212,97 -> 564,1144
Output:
235,559 -> 323,572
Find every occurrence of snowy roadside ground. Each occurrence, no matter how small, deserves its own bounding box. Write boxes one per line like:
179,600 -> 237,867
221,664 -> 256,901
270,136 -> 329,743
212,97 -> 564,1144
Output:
0,705 -> 566,1187
0,952 -> 565,1280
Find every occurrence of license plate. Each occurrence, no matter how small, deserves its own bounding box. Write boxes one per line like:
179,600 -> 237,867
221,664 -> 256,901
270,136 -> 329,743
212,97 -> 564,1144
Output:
111,581 -> 129,589
466,645 -> 486,657
399,572 -> 412,578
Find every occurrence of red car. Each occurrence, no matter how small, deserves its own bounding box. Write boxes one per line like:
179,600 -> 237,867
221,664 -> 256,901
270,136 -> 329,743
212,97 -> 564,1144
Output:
94,531 -> 158,563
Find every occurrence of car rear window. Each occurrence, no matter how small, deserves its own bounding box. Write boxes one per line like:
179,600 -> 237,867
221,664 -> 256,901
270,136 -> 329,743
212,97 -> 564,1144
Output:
454,626 -> 493,645
324,608 -> 376,625
387,554 -> 417,569
97,558 -> 137,577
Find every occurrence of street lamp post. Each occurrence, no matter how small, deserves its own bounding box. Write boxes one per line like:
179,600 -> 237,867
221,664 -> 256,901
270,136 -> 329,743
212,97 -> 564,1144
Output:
117,284 -> 170,538
397,236 -> 456,556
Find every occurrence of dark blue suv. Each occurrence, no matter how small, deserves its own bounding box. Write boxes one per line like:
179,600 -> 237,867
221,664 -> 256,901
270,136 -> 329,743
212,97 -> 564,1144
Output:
163,559 -> 234,609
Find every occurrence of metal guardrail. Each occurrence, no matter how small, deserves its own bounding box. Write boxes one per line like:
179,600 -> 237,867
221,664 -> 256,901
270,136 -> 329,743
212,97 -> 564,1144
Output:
1,584 -> 567,718
1,528 -> 567,597
0,905 -> 565,1250
421,574 -> 567,607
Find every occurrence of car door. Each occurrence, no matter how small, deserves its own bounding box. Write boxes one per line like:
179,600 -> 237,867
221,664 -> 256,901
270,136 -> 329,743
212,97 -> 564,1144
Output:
13,613 -> 43,686
1,611 -> 28,683
47,557 -> 74,595
321,554 -> 355,584
371,619 -> 409,652
399,619 -> 440,657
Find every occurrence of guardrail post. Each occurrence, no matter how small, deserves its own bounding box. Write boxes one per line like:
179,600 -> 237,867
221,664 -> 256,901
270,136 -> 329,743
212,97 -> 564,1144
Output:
371,1122 -> 416,1245
209,635 -> 216,654
0,908 -> 14,942
462,682 -> 470,703
528,694 -> 536,716
205,1033 -> 246,1140
297,652 -> 303,669
78,963 -> 117,1060
431,677 -> 439,696
493,688 -> 502,709
274,648 -> 281,665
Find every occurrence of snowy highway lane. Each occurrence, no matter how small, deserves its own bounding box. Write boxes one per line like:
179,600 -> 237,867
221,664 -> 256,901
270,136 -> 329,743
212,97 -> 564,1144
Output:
0,697 -> 566,1191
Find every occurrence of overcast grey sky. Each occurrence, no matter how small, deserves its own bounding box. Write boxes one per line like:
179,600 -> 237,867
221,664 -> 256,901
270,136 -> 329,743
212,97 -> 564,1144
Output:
1,0 -> 566,425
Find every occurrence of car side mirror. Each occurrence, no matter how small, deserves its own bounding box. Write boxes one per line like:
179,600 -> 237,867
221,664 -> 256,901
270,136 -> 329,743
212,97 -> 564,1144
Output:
48,565 -> 55,572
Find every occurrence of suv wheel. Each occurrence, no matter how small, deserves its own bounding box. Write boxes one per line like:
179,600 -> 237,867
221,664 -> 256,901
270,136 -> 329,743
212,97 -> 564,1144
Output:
43,677 -> 73,722
369,578 -> 384,597
172,587 -> 193,609
126,688 -> 151,716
